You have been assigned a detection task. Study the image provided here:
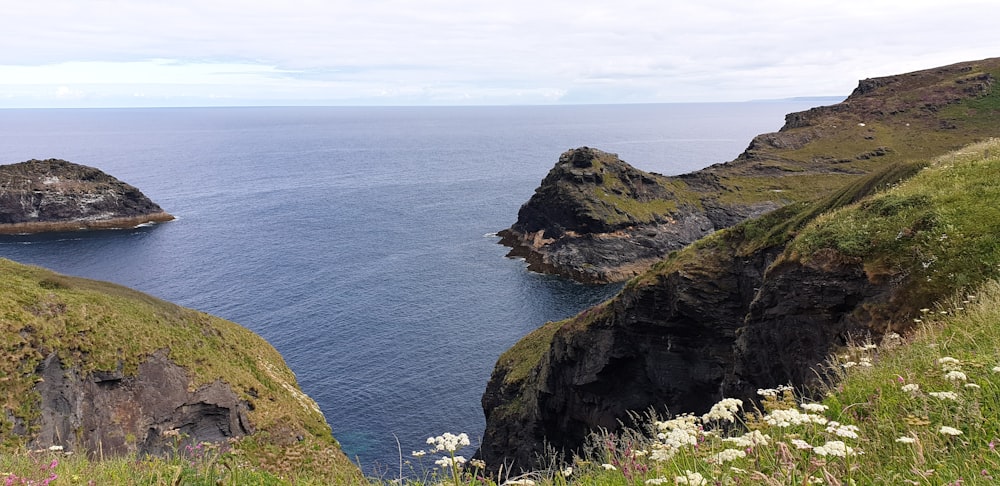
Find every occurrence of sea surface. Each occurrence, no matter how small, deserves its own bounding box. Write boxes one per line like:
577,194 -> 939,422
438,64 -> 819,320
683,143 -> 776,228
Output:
0,102 -> 822,473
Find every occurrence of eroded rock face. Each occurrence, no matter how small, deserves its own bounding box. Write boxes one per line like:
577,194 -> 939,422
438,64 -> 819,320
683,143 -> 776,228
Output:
0,159 -> 173,234
32,351 -> 252,455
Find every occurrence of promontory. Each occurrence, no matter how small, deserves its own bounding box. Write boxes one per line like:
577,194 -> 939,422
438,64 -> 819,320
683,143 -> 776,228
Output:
0,158 -> 174,234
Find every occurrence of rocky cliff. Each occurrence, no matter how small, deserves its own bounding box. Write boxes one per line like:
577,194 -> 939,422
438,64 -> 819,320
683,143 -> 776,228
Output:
500,58 -> 1000,283
0,159 -> 174,234
0,258 -> 360,480
481,58 -> 1000,471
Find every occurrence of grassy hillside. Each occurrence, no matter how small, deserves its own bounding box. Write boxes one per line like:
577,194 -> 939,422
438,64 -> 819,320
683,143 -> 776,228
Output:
0,259 -> 362,483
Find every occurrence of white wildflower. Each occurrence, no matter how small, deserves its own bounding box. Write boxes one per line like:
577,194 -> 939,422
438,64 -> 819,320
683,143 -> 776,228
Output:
649,444 -> 676,462
861,343 -> 878,350
939,426 -> 963,436
675,470 -> 707,485
601,463 -> 617,471
702,398 -> 743,423
47,445 -> 64,452
826,422 -> 860,439
756,385 -> 793,397
896,437 -> 916,444
561,467 -> 573,477
645,479 -> 668,485
764,408 -> 828,427
858,357 -> 874,367
710,448 -> 747,463
938,357 -> 962,371
813,440 -> 855,457
469,458 -> 486,469
426,432 -> 470,453
809,477 -> 825,484
901,383 -> 920,393
842,361 -> 858,369
502,480 -> 535,486
929,391 -> 959,401
790,439 -> 813,450
992,366 -> 1000,373
722,430 -> 770,448
435,455 -> 466,469
944,370 -> 967,382
965,383 -> 981,389
800,403 -> 829,413
411,450 -> 426,457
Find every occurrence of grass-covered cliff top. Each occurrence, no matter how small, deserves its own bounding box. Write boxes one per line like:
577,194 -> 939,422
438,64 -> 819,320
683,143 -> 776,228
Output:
0,259 -> 361,483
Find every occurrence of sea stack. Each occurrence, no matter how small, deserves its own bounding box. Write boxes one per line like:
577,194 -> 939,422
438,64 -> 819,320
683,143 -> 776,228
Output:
0,158 -> 174,234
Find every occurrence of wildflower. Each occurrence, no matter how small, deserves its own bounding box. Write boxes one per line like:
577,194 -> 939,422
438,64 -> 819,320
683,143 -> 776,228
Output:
426,432 -> 470,453
649,445 -> 676,462
756,385 -> 793,397
992,366 -> 1000,373
826,422 -> 860,439
939,426 -> 963,436
722,430 -> 770,448
842,361 -> 858,369
945,370 -> 968,382
901,383 -> 920,393
929,391 -> 959,401
764,408 -> 828,427
469,458 -> 486,469
47,445 -> 63,452
674,470 -> 707,485
710,448 -> 746,463
859,357 -> 873,367
801,403 -> 829,413
702,398 -> 743,422
966,383 -> 981,389
502,480 -> 535,486
790,439 -> 813,450
434,455 -> 466,469
645,479 -> 668,485
938,357 -> 962,371
861,343 -> 878,350
813,440 -> 855,457
896,437 -> 916,444
412,450 -> 426,457
601,463 -> 617,471
561,467 -> 573,477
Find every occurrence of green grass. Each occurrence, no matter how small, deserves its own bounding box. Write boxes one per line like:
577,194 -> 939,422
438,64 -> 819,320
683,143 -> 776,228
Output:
7,278 -> 1000,485
0,258 -> 363,483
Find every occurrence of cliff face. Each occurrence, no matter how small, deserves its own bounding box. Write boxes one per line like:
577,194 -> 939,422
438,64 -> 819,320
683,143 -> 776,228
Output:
0,159 -> 174,234
481,58 -> 1000,472
0,258 -> 359,479
500,58 -> 1000,283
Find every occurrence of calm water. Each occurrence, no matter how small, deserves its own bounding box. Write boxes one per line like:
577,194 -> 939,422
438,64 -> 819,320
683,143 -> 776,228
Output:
0,102 -> 820,472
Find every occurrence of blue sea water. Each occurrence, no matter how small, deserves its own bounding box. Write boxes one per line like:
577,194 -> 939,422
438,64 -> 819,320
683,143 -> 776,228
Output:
0,102 -> 820,473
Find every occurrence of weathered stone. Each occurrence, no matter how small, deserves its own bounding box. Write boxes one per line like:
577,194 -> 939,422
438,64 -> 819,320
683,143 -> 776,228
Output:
0,159 -> 173,234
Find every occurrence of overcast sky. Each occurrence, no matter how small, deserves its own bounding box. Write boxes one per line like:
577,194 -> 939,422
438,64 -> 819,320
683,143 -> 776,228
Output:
1,0 -> 997,108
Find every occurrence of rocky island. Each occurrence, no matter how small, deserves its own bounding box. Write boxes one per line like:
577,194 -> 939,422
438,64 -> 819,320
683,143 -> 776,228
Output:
481,57 -> 1000,471
0,158 -> 174,234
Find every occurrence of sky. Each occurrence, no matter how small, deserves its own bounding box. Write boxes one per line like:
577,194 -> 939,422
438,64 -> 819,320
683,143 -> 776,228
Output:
1,0 -> 997,108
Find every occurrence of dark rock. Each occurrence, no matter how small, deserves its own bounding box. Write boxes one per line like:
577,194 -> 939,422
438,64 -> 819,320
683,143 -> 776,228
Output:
32,351 -> 252,456
0,159 -> 173,234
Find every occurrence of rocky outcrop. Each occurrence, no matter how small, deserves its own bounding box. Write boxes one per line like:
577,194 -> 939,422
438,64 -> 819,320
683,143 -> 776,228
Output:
501,58 -> 1000,283
481,58 -> 1000,472
0,258 -> 357,478
0,159 -> 173,234
32,351 -> 252,456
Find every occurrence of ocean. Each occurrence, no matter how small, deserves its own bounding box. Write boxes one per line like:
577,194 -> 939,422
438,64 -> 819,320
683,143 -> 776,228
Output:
0,102 -> 821,472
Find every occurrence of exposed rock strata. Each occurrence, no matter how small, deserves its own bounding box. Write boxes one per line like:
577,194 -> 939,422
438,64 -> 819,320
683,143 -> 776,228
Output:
0,159 -> 173,234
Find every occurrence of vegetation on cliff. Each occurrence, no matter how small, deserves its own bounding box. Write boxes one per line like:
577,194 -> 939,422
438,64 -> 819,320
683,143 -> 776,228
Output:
481,131 -> 1000,472
0,258 -> 361,483
501,57 -> 1000,283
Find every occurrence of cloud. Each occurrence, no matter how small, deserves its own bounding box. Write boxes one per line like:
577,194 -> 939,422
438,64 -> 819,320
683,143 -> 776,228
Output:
1,0 -> 998,107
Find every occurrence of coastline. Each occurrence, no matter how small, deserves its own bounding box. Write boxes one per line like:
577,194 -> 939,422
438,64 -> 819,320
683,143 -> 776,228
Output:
0,211 -> 175,235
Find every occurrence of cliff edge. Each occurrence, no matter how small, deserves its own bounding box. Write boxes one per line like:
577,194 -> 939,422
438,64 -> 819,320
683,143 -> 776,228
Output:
501,58 -> 1000,283
0,258 -> 361,481
0,159 -> 174,234
481,57 -> 1000,471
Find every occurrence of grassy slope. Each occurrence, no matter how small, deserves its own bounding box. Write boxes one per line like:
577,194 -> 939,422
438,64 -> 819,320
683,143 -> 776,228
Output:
0,259 -> 362,483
